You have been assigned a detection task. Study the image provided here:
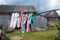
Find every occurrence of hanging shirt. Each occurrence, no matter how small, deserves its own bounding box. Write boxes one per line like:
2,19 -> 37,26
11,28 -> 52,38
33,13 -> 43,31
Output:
24,13 -> 29,24
10,13 -> 15,28
20,11 -> 23,26
21,14 -> 25,24
16,13 -> 20,28
12,13 -> 19,28
27,13 -> 35,25
10,13 -> 19,28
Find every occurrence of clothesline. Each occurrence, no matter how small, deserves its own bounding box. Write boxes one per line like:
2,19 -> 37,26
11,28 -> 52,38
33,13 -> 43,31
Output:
9,11 -> 35,33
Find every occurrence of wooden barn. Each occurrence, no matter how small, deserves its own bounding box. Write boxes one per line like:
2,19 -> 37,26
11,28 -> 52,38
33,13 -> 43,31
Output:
0,5 -> 37,29
0,5 -> 48,31
33,14 -> 48,30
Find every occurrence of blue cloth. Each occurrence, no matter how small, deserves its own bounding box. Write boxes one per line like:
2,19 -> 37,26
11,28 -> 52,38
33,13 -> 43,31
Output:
28,13 -> 35,25
21,14 -> 25,31
21,23 -> 25,31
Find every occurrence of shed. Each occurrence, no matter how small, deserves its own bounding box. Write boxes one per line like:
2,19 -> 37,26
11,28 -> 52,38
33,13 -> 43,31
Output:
41,10 -> 60,22
0,5 -> 37,27
0,5 -> 48,30
33,14 -> 48,30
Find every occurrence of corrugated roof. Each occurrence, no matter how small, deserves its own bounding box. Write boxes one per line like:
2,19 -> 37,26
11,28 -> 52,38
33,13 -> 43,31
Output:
0,5 -> 15,13
0,5 -> 37,13
40,10 -> 59,17
45,11 -> 59,17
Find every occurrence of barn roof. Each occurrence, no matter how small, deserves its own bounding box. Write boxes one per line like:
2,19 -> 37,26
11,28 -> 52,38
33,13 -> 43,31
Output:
40,10 -> 60,18
0,5 -> 37,14
45,11 -> 59,17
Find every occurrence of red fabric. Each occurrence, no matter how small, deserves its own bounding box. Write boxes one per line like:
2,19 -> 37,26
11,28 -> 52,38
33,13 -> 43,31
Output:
19,11 -> 24,27
24,13 -> 29,24
24,13 -> 29,31
29,24 -> 32,31
25,13 -> 32,32
26,24 -> 32,32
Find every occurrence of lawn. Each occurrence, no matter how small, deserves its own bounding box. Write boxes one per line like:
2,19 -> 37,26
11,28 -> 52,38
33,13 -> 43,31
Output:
22,30 -> 58,40
6,28 -> 58,40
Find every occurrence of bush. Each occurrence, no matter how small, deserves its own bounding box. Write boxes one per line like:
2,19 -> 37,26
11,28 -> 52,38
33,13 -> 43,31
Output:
56,22 -> 60,31
0,25 -> 3,29
54,21 -> 60,40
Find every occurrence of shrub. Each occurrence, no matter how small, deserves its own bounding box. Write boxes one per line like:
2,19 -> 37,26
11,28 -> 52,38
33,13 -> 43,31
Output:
54,21 -> 60,40
0,24 -> 3,29
56,22 -> 60,32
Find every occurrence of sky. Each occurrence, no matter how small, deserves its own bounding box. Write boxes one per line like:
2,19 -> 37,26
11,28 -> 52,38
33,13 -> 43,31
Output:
0,0 -> 60,13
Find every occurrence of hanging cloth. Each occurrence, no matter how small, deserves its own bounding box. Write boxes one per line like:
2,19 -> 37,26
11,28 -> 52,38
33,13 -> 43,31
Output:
16,13 -> 20,28
10,13 -> 15,28
24,13 -> 29,24
20,11 -> 25,33
28,13 -> 35,25
12,13 -> 19,28
10,13 -> 19,29
26,13 -> 35,32
19,11 -> 23,26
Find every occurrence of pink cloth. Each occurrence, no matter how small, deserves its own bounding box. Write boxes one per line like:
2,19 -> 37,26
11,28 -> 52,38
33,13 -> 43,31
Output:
19,11 -> 23,27
25,13 -> 30,32
24,13 -> 28,24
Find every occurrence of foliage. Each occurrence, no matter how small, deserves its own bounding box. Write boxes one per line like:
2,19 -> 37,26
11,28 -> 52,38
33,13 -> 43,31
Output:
54,21 -> 60,40
56,21 -> 60,31
0,24 -> 3,29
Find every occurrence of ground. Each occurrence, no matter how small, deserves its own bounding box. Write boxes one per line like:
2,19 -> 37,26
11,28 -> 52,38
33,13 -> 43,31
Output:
6,27 -> 58,40
10,36 -> 22,40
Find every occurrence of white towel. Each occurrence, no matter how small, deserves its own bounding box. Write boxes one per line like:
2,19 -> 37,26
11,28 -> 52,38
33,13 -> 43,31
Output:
13,13 -> 19,28
10,13 -> 15,28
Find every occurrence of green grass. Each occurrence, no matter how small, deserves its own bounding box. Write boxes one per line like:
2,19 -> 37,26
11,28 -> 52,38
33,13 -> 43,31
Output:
6,30 -> 21,37
22,30 -> 58,40
6,29 -> 58,40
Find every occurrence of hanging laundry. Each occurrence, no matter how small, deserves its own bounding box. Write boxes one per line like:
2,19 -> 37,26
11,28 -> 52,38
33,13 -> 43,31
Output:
27,13 -> 35,25
10,13 -> 19,29
20,11 -> 25,33
26,12 -> 35,32
10,13 -> 15,28
16,13 -> 20,28
30,13 -> 35,26
24,13 -> 29,24
12,13 -> 19,28
29,13 -> 35,31
20,11 -> 23,26
24,13 -> 29,31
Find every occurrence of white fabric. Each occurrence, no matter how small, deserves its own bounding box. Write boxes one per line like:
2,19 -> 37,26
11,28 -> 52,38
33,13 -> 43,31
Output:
10,13 -> 15,28
10,13 -> 20,28
17,13 -> 20,28
13,13 -> 19,28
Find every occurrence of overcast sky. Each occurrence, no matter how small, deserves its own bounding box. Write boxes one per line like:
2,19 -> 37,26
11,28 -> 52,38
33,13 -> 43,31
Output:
0,0 -> 60,13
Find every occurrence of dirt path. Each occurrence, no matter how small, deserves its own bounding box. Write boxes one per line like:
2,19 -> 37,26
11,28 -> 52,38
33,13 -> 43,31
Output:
10,36 -> 22,40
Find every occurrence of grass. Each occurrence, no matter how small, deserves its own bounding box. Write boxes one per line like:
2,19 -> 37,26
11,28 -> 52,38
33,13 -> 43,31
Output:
6,30 -> 21,37
22,30 -> 58,40
6,28 -> 58,40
